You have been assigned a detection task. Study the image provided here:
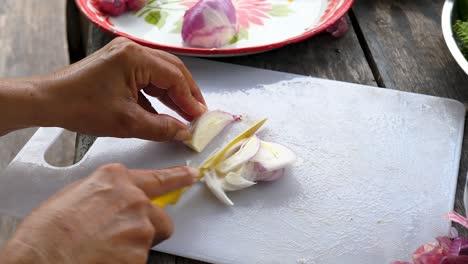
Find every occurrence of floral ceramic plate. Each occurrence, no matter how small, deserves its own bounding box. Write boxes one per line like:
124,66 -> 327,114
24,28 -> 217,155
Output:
76,0 -> 354,57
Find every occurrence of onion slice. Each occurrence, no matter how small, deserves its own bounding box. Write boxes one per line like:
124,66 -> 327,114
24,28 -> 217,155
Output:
204,170 -> 234,206
222,164 -> 256,191
254,168 -> 285,182
251,141 -> 296,172
216,135 -> 260,174
184,110 -> 240,153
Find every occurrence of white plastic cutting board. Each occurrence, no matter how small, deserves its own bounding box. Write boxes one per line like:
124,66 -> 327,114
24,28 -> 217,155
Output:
0,58 -> 465,264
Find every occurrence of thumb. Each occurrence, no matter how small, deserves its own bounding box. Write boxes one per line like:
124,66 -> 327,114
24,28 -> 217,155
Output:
130,106 -> 191,142
129,166 -> 199,198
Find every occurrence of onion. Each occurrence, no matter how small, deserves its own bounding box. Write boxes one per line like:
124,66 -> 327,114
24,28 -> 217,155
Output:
254,168 -> 285,182
204,136 -> 295,205
127,0 -> 147,11
251,141 -> 296,173
96,0 -> 126,16
182,0 -> 238,48
446,212 -> 468,228
326,17 -> 349,38
204,170 -> 234,206
222,165 -> 256,191
184,110 -> 241,152
216,135 -> 260,174
440,256 -> 468,264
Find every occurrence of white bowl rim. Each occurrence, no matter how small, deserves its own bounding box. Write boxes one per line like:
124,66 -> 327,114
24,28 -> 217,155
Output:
442,0 -> 468,75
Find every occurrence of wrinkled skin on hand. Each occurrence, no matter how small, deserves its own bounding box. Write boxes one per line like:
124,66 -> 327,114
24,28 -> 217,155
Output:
0,164 -> 198,264
0,37 -> 207,141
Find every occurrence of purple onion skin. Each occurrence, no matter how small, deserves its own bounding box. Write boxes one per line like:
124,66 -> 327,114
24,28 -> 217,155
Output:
460,245 -> 468,256
127,0 -> 148,10
182,0 -> 238,48
256,168 -> 285,182
97,0 -> 127,16
440,256 -> 468,264
326,17 -> 349,38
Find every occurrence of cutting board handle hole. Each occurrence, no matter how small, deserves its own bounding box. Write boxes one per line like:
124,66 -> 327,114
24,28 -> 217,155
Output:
43,130 -> 77,168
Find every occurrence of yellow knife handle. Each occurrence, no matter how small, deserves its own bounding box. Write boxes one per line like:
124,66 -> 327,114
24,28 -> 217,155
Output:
151,188 -> 187,208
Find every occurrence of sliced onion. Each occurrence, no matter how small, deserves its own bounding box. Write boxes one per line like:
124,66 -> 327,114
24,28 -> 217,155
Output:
201,127 -> 296,206
255,168 -> 285,182
184,110 -> 240,153
204,170 -> 234,206
445,212 -> 468,228
216,135 -> 260,174
222,169 -> 256,191
218,138 -> 247,162
251,141 -> 296,172
440,256 -> 468,264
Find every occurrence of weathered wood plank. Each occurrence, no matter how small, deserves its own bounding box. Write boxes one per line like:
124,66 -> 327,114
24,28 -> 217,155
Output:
0,0 -> 69,248
0,1 -> 69,77
147,251 -> 179,264
352,0 -> 468,235
217,17 -> 376,86
352,0 -> 468,97
177,257 -> 208,264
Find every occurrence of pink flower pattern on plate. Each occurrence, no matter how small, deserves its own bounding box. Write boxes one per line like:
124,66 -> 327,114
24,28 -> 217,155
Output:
182,0 -> 272,29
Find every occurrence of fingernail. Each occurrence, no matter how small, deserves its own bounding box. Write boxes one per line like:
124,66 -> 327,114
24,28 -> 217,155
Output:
198,102 -> 208,113
187,167 -> 200,183
174,129 -> 191,141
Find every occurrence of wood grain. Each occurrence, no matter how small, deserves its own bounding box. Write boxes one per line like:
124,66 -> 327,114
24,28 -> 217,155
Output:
0,1 -> 69,77
0,0 -> 69,248
217,16 -> 376,86
352,0 -> 468,235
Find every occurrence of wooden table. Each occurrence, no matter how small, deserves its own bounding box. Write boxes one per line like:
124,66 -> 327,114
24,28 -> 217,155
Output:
0,0 -> 70,247
77,0 -> 468,263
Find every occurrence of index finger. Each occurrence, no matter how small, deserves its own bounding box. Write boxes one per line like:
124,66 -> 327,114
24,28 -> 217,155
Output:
151,50 -> 207,106
144,54 -> 206,118
129,166 -> 198,198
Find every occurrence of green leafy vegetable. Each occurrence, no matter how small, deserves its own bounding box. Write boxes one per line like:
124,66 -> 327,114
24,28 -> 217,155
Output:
454,20 -> 468,57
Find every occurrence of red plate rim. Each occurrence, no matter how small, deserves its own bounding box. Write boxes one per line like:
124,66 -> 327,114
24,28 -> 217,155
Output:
76,0 -> 355,56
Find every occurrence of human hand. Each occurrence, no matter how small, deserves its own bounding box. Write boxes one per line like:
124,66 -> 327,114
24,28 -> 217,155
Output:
34,37 -> 206,141
0,164 -> 198,264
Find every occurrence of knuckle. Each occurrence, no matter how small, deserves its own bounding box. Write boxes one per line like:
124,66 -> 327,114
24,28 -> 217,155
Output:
110,36 -> 129,44
158,218 -> 174,240
173,68 -> 185,81
133,192 -> 149,205
151,171 -> 165,187
141,220 -> 156,238
93,163 -> 128,184
121,41 -> 140,53
127,192 -> 149,209
98,163 -> 127,174
108,39 -> 140,63
179,166 -> 192,175
156,117 -> 171,140
170,55 -> 185,68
